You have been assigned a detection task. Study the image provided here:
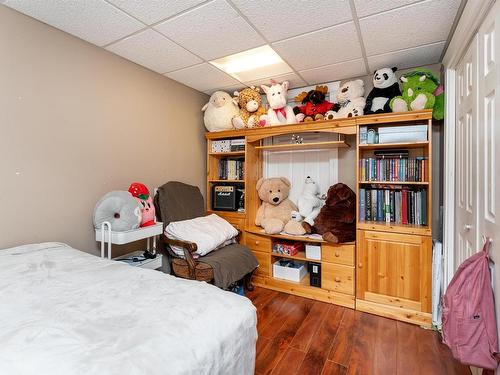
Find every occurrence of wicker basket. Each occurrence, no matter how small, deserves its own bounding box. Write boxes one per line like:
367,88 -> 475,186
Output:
172,258 -> 214,282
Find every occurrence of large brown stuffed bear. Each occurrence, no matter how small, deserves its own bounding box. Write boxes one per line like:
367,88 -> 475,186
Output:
303,183 -> 356,243
255,177 -> 306,235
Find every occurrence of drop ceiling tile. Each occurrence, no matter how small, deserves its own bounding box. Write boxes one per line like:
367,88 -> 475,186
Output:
367,41 -> 445,72
3,0 -> 144,46
360,0 -> 460,56
354,0 -> 422,18
166,63 -> 241,92
204,83 -> 247,96
245,72 -> 307,90
272,22 -> 362,71
231,0 -> 352,42
154,0 -> 265,60
299,59 -> 366,85
106,0 -> 206,25
106,29 -> 202,74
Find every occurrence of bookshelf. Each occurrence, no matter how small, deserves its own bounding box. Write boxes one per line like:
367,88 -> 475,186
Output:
355,114 -> 433,326
205,110 -> 434,326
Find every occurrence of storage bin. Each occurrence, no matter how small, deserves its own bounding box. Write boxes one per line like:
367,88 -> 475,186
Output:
273,259 -> 307,282
378,124 -> 428,143
305,243 -> 321,260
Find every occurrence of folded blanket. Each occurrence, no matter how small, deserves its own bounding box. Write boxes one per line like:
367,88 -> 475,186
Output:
165,214 -> 238,257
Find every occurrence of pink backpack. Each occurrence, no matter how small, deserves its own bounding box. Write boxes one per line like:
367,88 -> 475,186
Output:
442,240 -> 499,370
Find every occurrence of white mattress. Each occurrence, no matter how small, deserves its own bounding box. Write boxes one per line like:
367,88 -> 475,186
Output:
0,243 -> 257,375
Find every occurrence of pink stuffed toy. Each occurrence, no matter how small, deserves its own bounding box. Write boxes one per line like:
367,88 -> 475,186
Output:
128,182 -> 155,227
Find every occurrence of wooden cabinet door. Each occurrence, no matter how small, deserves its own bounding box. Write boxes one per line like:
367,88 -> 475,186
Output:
357,230 -> 432,313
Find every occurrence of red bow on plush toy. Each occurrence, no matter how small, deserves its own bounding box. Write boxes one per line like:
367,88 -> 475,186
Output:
128,182 -> 156,227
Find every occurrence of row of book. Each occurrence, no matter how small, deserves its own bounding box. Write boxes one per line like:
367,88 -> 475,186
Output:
360,156 -> 428,182
359,188 -> 428,226
218,158 -> 244,180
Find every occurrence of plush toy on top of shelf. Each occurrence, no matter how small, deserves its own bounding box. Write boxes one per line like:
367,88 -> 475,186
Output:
259,80 -> 298,126
326,79 -> 366,119
231,86 -> 267,129
202,91 -> 239,132
390,68 -> 444,120
293,85 -> 335,122
255,177 -> 306,235
364,67 -> 402,114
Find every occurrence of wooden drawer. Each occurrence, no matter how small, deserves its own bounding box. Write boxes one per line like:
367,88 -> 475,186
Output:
225,217 -> 245,231
322,263 -> 355,295
322,244 -> 355,266
253,251 -> 270,277
245,232 -> 271,253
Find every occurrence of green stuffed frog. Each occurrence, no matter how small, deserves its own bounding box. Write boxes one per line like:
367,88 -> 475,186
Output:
390,68 -> 444,120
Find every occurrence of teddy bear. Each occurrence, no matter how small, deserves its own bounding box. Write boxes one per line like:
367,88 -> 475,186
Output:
302,183 -> 356,243
364,67 -> 402,114
330,80 -> 366,118
390,68 -> 444,120
293,85 -> 334,122
202,91 -> 239,132
259,80 -> 298,126
232,86 -> 267,129
255,177 -> 306,235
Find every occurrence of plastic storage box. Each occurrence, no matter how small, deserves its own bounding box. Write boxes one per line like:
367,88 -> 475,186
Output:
305,243 -> 321,260
273,259 -> 307,282
378,124 -> 428,144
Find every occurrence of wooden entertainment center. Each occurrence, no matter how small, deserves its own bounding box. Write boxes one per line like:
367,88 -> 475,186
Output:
205,110 -> 433,327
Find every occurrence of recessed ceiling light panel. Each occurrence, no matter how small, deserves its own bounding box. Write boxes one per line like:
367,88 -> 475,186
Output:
210,45 -> 293,83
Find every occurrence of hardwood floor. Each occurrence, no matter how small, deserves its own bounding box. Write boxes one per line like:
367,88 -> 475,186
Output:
247,287 -> 471,375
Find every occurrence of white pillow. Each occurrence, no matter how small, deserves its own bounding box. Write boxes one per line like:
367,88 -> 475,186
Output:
165,214 -> 238,257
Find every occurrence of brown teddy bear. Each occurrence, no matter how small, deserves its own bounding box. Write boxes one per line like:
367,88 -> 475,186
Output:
302,183 -> 356,243
255,177 -> 306,235
232,86 -> 267,129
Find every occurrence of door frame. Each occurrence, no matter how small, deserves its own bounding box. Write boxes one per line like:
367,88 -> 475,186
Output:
442,0 -> 494,287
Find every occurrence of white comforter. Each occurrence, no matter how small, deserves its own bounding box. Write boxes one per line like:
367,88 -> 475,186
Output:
0,243 -> 257,375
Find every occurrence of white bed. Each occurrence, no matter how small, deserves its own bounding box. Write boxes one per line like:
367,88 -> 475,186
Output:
0,243 -> 257,375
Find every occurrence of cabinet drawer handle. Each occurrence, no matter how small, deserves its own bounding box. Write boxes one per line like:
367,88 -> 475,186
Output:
334,277 -> 341,282
255,240 -> 260,245
358,263 -> 363,268
335,252 -> 340,257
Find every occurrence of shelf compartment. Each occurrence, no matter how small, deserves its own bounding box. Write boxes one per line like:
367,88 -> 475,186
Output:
357,221 -> 431,236
358,141 -> 429,150
255,140 -> 349,151
358,181 -> 429,185
271,250 -> 308,262
208,151 -> 245,156
209,179 -> 245,183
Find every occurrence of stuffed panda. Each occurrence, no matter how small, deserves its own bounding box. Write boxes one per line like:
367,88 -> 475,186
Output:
364,67 -> 401,114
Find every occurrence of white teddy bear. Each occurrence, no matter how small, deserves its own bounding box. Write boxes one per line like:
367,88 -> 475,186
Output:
332,79 -> 366,119
296,176 -> 325,226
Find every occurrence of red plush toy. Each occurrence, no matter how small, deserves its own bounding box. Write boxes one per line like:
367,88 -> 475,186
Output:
293,85 -> 335,122
128,182 -> 156,227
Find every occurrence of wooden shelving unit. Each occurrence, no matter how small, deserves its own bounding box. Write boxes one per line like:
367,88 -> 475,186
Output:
205,110 -> 434,326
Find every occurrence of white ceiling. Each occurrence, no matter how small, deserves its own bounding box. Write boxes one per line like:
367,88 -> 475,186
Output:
3,0 -> 462,95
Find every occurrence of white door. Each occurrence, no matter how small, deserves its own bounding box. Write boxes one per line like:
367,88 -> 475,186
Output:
455,36 -> 479,266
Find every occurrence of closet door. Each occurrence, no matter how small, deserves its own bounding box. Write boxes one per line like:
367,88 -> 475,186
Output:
455,37 -> 479,265
478,2 -> 500,252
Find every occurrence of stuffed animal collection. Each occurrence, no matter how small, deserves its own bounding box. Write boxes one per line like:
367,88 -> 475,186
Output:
293,86 -> 334,122
232,86 -> 267,129
202,66 -> 444,131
